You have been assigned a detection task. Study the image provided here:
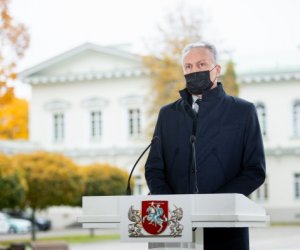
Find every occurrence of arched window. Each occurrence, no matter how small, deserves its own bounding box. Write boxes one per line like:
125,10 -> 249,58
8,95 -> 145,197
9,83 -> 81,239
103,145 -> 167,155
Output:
53,113 -> 64,142
81,97 -> 108,142
44,100 -> 70,143
119,95 -> 144,139
295,173 -> 300,199
293,101 -> 300,137
256,103 -> 267,136
128,108 -> 141,137
90,111 -> 102,140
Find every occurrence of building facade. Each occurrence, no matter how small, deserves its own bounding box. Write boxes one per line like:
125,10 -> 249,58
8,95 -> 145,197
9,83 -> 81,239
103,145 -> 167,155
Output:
19,43 -> 152,195
239,70 -> 300,222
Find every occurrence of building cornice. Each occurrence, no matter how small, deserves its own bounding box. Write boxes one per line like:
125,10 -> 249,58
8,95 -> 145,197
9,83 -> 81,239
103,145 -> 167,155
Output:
0,140 -> 41,154
2,140 -> 300,158
23,68 -> 150,85
54,146 -> 300,158
0,141 -> 148,157
265,147 -> 300,156
59,146 -> 148,158
238,71 -> 300,84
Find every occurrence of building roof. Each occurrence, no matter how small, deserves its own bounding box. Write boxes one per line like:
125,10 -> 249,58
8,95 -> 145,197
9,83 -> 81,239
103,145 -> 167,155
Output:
19,42 -> 149,85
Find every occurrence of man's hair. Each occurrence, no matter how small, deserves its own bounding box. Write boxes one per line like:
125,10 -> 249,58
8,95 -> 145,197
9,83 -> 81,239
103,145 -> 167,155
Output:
181,41 -> 218,65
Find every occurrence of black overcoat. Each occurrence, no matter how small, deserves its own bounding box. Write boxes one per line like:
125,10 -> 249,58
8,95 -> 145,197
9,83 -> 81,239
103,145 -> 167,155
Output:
145,83 -> 266,250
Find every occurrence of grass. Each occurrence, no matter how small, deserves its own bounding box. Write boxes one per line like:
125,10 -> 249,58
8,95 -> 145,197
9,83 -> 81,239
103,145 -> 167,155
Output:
270,222 -> 300,227
0,234 -> 119,247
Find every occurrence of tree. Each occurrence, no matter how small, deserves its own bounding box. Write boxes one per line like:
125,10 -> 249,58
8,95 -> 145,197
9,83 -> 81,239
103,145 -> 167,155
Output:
0,0 -> 30,139
13,151 -> 83,241
0,153 -> 26,209
142,5 -> 204,134
0,0 -> 30,104
81,163 -> 129,197
0,96 -> 28,139
221,60 -> 239,96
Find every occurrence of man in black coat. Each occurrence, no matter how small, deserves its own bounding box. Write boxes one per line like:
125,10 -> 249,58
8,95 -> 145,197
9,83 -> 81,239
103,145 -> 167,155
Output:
145,41 -> 266,250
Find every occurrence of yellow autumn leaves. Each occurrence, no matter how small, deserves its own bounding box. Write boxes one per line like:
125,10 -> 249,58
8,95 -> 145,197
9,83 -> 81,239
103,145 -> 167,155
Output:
0,96 -> 28,139
0,0 -> 30,140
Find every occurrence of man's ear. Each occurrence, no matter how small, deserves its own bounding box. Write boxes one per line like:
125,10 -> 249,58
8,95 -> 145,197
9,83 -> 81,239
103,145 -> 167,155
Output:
216,64 -> 221,74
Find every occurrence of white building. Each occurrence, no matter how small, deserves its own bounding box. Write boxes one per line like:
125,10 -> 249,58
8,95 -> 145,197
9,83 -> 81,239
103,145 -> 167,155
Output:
2,43 -> 300,224
19,43 -> 152,195
239,70 -> 300,223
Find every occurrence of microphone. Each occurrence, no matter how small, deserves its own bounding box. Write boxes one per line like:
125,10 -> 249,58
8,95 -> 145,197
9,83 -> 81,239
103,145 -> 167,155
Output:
190,135 -> 196,144
125,136 -> 159,195
190,135 -> 199,194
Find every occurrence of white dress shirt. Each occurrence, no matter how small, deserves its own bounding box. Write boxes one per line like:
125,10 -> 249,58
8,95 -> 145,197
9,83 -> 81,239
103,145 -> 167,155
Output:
192,95 -> 202,113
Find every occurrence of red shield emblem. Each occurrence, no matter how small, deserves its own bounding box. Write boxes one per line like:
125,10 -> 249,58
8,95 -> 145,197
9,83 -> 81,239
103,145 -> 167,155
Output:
142,200 -> 168,235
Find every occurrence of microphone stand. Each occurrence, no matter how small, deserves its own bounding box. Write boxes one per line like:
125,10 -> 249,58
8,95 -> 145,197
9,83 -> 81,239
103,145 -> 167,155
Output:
190,135 -> 199,194
125,136 -> 158,195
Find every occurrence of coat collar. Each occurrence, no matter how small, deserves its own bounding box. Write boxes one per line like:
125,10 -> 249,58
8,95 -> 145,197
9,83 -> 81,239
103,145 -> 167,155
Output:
179,82 -> 225,104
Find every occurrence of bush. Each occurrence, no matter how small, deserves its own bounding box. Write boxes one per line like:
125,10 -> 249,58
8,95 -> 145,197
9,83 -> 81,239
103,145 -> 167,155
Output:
81,163 -> 129,196
13,151 -> 84,209
0,153 -> 25,209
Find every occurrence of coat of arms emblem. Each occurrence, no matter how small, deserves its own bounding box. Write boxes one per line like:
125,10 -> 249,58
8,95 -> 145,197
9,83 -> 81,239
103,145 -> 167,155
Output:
128,200 -> 184,238
142,200 -> 168,234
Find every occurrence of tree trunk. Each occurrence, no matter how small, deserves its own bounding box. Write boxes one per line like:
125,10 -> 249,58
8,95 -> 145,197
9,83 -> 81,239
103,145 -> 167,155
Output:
31,208 -> 36,241
89,228 -> 95,237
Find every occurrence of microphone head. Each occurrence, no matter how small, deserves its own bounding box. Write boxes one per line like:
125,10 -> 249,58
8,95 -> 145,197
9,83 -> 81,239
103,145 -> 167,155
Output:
190,135 -> 196,144
152,136 -> 160,142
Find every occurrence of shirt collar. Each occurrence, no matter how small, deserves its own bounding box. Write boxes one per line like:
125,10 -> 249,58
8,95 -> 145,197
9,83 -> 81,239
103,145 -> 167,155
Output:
179,82 -> 225,104
192,95 -> 201,103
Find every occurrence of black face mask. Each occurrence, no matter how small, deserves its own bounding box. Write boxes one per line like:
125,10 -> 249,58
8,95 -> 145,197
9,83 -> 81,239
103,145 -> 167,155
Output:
184,66 -> 216,95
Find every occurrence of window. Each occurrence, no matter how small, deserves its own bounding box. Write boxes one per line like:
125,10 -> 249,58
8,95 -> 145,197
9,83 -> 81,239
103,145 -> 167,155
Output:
256,103 -> 267,136
90,111 -> 102,140
295,174 -> 300,199
134,175 -> 143,195
252,177 -> 268,202
128,108 -> 141,137
53,113 -> 64,142
293,102 -> 300,137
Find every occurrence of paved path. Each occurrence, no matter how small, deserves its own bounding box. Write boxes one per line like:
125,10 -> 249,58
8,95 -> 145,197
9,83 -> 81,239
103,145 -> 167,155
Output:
70,226 -> 300,250
250,226 -> 300,250
70,241 -> 148,250
1,227 -> 300,249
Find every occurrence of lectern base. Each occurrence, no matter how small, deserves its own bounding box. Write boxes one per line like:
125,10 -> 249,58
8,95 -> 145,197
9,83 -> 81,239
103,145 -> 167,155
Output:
148,228 -> 203,250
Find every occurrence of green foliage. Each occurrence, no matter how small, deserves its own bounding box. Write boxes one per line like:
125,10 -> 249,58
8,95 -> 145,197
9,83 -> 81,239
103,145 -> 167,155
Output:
221,60 -> 239,96
13,151 -> 84,210
1,151 -> 130,209
0,153 -> 25,209
81,163 -> 129,196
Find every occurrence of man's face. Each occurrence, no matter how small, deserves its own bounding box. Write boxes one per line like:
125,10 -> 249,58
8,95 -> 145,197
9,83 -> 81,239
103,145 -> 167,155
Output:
182,48 -> 221,88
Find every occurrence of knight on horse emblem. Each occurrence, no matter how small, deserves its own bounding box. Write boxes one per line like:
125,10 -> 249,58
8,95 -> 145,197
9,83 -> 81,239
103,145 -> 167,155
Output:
142,201 -> 168,234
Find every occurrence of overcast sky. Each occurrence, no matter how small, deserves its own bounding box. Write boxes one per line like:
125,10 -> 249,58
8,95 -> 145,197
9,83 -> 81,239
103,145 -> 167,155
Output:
10,0 -> 300,97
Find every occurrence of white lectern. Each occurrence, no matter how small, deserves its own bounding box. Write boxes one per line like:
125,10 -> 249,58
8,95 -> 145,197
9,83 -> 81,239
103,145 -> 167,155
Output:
78,194 -> 269,250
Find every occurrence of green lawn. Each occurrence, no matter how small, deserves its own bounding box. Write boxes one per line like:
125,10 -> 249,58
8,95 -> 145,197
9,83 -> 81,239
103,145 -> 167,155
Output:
0,234 -> 119,247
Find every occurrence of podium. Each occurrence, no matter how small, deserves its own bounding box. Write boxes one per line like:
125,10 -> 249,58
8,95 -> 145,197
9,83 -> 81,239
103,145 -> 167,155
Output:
78,194 -> 269,250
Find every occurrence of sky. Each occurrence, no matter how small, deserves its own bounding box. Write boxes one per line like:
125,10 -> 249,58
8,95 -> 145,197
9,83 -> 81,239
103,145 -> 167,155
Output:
9,0 -> 300,98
